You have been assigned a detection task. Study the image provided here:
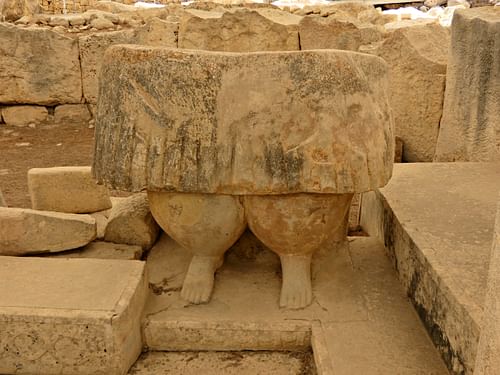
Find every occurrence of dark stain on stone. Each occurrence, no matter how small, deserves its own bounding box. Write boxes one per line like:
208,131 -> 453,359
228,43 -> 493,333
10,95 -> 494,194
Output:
264,142 -> 304,190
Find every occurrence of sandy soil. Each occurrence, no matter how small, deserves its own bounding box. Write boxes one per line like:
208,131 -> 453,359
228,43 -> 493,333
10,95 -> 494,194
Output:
0,122 -> 95,208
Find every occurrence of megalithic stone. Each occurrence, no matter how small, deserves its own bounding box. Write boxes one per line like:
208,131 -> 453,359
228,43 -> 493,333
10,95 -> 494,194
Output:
92,47 -> 394,309
92,47 -> 394,195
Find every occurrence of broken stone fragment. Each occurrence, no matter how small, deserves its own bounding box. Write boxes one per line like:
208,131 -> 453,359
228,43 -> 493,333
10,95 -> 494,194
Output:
434,7 -> 500,162
28,166 -> 112,213
44,241 -> 143,260
90,210 -> 108,239
0,207 -> 96,255
0,23 -> 82,105
93,47 -> 394,195
178,8 -> 300,51
1,105 -> 48,127
359,21 -> 449,162
104,193 -> 160,250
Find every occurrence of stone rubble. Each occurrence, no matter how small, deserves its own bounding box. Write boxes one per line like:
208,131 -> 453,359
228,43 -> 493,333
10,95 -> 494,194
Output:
104,193 -> 160,250
28,166 -> 112,213
0,207 -> 96,255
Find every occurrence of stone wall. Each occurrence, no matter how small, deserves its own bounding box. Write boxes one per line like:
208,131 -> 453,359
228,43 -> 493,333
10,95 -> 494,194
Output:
0,1 -> 452,163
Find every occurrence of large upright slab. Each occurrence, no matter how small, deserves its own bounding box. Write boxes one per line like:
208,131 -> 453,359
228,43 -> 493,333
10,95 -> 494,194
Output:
434,8 -> 500,162
0,257 -> 147,375
360,22 -> 449,162
0,23 -> 82,105
474,195 -> 500,375
93,47 -> 394,195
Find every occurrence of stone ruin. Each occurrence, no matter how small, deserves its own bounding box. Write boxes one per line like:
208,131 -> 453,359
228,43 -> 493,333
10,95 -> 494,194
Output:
0,1 -> 499,374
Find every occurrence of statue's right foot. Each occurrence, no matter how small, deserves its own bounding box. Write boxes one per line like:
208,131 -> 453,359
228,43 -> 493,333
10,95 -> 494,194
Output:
279,254 -> 313,309
181,255 -> 223,304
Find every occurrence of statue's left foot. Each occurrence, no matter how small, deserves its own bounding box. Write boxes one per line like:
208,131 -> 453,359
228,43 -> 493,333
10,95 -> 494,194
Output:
279,254 -> 313,309
181,255 -> 223,304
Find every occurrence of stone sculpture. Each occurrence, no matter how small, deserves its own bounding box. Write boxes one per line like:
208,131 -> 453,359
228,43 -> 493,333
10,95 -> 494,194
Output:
93,46 -> 394,309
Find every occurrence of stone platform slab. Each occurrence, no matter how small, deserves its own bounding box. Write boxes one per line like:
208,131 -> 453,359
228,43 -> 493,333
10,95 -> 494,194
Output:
143,233 -> 448,374
0,257 -> 148,375
360,163 -> 500,375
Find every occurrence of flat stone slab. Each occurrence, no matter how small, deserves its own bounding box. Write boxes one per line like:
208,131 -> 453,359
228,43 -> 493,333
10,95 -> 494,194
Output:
93,47 -> 394,195
0,207 -> 96,255
143,233 -> 448,373
0,256 -> 148,375
360,163 -> 500,374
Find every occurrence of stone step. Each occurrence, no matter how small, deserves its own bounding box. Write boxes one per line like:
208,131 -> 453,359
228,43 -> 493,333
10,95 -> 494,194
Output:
142,233 -> 448,374
361,162 -> 500,375
0,256 -> 148,375
128,351 -> 316,375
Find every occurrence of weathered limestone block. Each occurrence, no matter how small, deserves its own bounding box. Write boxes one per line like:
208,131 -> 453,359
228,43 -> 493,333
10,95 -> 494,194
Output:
359,22 -> 449,162
0,207 -> 96,255
93,47 -> 394,195
104,193 -> 160,250
474,194 -> 500,375
46,241 -> 143,260
299,14 -> 384,51
434,8 -> 500,162
79,29 -> 136,104
80,18 -> 179,104
0,23 -> 82,105
0,256 -> 147,374
0,0 -> 39,22
28,166 -> 112,213
54,104 -> 92,124
135,17 -> 178,47
1,105 -> 48,127
178,8 -> 300,51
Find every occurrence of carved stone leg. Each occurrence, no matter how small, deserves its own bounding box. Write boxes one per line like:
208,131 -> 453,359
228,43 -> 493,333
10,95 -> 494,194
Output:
148,192 -> 246,304
244,193 -> 353,309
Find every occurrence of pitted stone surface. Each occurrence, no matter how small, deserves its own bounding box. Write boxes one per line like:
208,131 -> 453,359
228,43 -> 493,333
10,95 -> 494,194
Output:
0,257 -> 147,375
93,47 -> 394,195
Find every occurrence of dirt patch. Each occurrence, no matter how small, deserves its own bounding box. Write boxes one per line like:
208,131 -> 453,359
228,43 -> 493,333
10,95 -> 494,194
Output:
0,122 -> 95,208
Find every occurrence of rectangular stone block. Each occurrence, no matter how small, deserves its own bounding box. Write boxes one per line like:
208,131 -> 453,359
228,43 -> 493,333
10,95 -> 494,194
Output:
0,207 -> 96,256
0,257 -> 148,375
28,166 -> 112,213
0,23 -> 82,105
